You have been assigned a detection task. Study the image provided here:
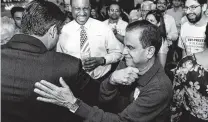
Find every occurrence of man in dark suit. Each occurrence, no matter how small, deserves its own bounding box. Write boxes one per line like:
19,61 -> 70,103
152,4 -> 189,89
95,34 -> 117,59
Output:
1,1 -> 100,122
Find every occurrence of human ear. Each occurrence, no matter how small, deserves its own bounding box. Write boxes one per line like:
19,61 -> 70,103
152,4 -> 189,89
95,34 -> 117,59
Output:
49,25 -> 57,39
202,4 -> 207,12
146,46 -> 155,59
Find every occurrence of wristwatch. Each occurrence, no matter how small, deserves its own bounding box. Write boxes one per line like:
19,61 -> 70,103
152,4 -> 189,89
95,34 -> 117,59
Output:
68,98 -> 81,113
101,57 -> 106,66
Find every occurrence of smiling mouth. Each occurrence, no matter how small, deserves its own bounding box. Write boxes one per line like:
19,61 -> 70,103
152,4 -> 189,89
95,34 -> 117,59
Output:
188,14 -> 196,18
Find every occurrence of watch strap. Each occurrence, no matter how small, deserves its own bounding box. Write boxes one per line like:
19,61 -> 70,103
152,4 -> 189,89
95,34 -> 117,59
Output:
69,98 -> 81,113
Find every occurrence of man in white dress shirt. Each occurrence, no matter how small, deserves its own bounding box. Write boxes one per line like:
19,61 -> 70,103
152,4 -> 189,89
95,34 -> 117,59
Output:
103,1 -> 128,44
57,0 -> 123,80
156,0 -> 178,45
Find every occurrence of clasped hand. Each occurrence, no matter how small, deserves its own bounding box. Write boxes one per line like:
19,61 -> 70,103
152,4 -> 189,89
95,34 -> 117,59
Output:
110,67 -> 139,85
83,57 -> 104,72
34,77 -> 77,109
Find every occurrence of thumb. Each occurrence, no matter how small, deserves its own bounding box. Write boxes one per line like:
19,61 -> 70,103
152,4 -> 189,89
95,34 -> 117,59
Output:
128,67 -> 139,74
59,77 -> 69,88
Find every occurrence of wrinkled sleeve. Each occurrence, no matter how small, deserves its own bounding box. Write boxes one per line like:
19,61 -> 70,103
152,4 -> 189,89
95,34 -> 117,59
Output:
104,27 -> 123,65
75,87 -> 170,122
75,61 -> 101,106
167,16 -> 178,41
170,63 -> 185,122
99,76 -> 118,103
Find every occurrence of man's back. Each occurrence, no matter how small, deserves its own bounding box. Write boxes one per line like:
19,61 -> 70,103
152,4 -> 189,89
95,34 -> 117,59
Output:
1,34 -> 83,122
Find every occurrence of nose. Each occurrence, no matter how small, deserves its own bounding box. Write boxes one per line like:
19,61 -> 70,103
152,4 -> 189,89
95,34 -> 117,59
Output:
123,47 -> 128,55
186,8 -> 192,14
79,9 -> 85,16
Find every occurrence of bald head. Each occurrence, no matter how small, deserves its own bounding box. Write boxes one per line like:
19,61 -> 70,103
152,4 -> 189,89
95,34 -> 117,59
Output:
71,0 -> 90,7
71,0 -> 91,25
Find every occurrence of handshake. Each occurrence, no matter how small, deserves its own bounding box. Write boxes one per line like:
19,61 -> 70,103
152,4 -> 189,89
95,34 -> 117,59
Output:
110,67 -> 140,85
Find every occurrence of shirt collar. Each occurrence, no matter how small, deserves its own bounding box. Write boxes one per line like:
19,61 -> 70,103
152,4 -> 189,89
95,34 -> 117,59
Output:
7,34 -> 47,53
73,17 -> 93,31
192,14 -> 208,26
108,17 -> 122,25
137,58 -> 163,86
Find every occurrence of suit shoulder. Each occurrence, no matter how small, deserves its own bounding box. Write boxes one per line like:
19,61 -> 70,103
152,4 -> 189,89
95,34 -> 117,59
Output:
47,51 -> 81,66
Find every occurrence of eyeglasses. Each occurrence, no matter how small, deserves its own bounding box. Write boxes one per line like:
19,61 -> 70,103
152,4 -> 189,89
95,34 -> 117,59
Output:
183,5 -> 201,12
141,9 -> 151,13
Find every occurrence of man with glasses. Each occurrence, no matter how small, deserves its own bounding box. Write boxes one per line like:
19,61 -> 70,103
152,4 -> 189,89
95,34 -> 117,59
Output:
104,1 -> 128,44
56,0 -> 123,81
178,0 -> 208,57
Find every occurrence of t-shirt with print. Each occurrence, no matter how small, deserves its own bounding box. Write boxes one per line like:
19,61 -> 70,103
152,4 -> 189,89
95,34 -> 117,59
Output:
178,18 -> 208,54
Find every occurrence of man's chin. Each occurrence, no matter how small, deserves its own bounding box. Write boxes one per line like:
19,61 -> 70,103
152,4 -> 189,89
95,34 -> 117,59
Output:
187,18 -> 198,24
76,20 -> 87,25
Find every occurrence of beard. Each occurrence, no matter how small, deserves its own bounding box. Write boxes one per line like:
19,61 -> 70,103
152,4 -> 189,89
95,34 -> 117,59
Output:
186,12 -> 202,24
157,6 -> 166,13
110,15 -> 119,20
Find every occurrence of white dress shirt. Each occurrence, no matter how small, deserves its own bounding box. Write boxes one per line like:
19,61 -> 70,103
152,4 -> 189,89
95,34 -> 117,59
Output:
103,18 -> 128,36
164,14 -> 178,45
57,18 -> 123,79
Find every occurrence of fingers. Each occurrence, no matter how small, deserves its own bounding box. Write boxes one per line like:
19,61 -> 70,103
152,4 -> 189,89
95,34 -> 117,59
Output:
123,75 -> 136,85
59,77 -> 69,88
83,63 -> 96,69
35,82 -> 54,94
130,72 -> 139,79
34,88 -> 54,99
127,67 -> 139,74
84,58 -> 96,65
37,97 -> 56,104
39,80 -> 59,91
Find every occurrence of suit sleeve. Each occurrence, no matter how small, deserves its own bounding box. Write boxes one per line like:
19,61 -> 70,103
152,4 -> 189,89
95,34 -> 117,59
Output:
74,60 -> 101,106
75,86 -> 170,122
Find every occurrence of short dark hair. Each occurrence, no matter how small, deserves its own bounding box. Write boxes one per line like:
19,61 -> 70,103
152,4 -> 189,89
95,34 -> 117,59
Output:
126,20 -> 162,55
10,6 -> 25,18
156,0 -> 168,4
21,0 -> 66,36
182,0 -> 206,4
109,1 -> 121,11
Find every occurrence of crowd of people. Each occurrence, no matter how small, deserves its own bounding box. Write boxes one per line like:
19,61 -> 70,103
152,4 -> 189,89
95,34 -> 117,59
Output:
1,0 -> 208,122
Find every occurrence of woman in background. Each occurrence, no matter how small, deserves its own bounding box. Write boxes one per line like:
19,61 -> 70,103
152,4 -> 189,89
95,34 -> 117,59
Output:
145,10 -> 169,67
90,6 -> 103,21
171,23 -> 208,122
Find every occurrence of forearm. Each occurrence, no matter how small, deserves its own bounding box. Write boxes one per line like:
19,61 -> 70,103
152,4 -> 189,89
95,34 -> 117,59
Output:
167,33 -> 178,42
115,33 -> 125,44
75,101 -> 122,122
99,77 -> 118,102
76,66 -> 101,106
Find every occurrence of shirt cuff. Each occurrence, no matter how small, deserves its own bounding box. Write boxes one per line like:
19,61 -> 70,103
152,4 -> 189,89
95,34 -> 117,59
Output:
75,100 -> 92,119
